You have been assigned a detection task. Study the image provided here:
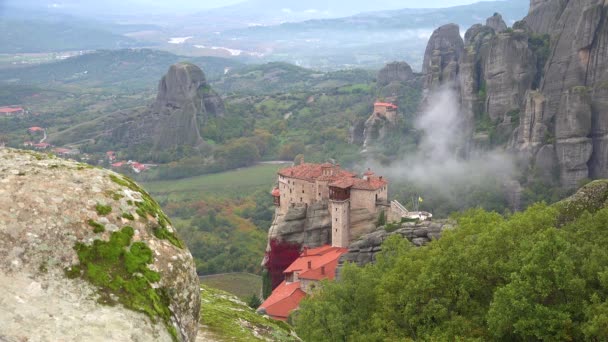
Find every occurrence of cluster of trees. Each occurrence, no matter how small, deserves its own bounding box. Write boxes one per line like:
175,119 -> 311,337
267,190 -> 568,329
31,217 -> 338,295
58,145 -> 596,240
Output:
294,182 -> 608,340
165,189 -> 275,275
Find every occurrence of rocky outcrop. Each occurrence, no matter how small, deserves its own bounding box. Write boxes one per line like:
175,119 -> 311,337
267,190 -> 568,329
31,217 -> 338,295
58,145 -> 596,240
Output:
486,13 -> 508,33
377,61 -> 414,87
422,24 -> 464,91
266,202 -> 377,250
113,62 -> 224,153
458,13 -> 538,139
515,0 -> 608,188
267,203 -> 332,248
0,148 -> 199,341
339,220 -> 454,267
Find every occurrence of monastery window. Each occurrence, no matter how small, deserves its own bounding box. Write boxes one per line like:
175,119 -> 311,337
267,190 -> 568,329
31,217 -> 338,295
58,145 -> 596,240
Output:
290,189 -> 292,194
335,218 -> 338,222
302,190 -> 304,194
300,197 -> 303,202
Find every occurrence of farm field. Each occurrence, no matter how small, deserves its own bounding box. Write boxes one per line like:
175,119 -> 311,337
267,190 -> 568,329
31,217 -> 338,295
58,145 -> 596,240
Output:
200,272 -> 263,300
143,162 -> 290,202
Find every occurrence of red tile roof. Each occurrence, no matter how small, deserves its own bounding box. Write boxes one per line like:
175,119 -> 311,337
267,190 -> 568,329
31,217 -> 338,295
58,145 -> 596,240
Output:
258,281 -> 307,321
33,143 -> 50,149
278,163 -> 355,182
28,126 -> 44,132
374,102 -> 398,109
329,176 -> 388,191
271,187 -> 280,197
0,107 -> 24,113
259,245 -> 348,320
284,245 -> 347,280
111,162 -> 126,167
132,162 -> 146,171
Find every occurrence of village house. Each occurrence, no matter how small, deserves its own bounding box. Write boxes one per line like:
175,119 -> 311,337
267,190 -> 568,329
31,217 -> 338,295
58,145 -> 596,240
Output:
372,102 -> 398,123
28,126 -> 44,133
257,245 -> 347,321
0,107 -> 25,116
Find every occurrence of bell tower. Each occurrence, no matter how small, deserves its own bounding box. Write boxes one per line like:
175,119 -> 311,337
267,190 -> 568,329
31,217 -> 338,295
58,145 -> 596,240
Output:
329,185 -> 351,248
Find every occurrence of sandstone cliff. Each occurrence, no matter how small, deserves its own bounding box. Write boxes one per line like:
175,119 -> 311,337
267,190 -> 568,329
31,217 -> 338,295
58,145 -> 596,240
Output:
516,0 -> 608,189
419,0 -> 608,189
113,62 -> 224,152
266,202 -> 377,250
422,23 -> 464,93
377,61 -> 414,87
0,148 -> 200,341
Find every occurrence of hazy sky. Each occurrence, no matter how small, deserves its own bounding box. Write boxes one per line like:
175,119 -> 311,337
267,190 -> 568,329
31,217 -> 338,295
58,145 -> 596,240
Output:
139,0 -> 498,11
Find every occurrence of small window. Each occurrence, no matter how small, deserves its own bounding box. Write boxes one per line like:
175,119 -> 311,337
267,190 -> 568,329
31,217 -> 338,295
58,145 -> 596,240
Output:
318,193 -> 321,196
300,197 -> 303,202
290,189 -> 292,194
302,190 -> 304,194
335,208 -> 338,212
335,218 -> 338,222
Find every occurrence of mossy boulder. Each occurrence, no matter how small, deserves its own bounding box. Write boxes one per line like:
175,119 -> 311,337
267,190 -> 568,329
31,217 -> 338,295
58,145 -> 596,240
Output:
552,179 -> 608,226
0,148 -> 199,341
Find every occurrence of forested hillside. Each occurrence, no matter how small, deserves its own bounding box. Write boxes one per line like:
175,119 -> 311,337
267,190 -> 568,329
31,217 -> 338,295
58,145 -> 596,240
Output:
295,180 -> 608,341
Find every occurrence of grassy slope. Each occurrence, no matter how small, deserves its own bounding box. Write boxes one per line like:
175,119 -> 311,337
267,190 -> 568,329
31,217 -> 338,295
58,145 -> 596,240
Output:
200,273 -> 262,300
200,285 -> 299,341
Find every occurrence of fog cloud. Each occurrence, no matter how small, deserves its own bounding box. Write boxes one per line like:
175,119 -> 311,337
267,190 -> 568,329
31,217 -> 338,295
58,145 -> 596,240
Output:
364,86 -> 517,202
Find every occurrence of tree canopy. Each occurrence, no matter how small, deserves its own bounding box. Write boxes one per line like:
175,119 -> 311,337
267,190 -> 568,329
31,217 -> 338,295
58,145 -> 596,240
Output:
294,181 -> 608,341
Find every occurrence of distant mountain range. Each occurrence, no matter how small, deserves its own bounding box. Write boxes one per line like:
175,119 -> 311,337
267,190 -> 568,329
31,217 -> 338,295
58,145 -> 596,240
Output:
188,0 -> 530,70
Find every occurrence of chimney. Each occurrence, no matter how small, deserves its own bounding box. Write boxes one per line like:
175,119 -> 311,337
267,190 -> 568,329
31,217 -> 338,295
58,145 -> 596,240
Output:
308,261 -> 312,269
321,266 -> 325,275
302,246 -> 308,256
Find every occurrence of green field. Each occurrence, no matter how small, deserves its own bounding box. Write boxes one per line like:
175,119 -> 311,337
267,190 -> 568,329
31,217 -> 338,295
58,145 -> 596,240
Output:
143,162 -> 290,201
200,273 -> 263,300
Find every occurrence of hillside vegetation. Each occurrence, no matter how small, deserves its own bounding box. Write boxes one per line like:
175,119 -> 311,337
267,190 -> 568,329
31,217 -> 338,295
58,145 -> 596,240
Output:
200,285 -> 299,341
295,180 -> 608,341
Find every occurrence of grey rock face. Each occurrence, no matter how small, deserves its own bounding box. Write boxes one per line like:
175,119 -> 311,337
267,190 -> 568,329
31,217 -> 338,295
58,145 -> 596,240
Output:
422,24 -> 464,91
113,63 -> 224,152
515,0 -> 608,188
377,61 -> 414,87
339,220 -> 452,268
0,148 -> 200,342
484,31 -> 536,122
267,202 -> 332,249
486,13 -> 508,33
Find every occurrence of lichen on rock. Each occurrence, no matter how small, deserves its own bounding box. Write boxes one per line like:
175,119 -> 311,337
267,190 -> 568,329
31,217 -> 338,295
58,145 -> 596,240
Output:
0,148 -> 200,342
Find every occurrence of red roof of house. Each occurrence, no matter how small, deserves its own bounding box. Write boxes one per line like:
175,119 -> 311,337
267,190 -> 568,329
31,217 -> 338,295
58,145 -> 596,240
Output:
28,126 -> 44,132
259,281 -> 307,321
329,176 -> 387,191
111,162 -> 126,167
271,187 -> 280,197
132,162 -> 146,171
374,102 -> 398,109
283,245 -> 347,280
259,245 -> 348,320
278,163 -> 356,182
0,107 -> 24,113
